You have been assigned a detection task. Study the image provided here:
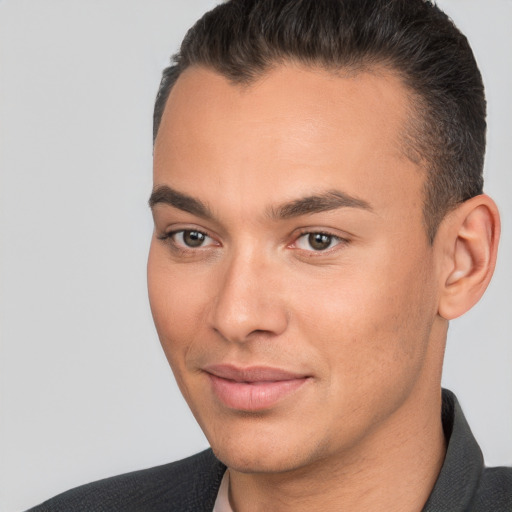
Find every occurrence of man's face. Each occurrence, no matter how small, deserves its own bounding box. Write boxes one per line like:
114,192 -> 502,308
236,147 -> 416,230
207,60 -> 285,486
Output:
148,65 -> 445,473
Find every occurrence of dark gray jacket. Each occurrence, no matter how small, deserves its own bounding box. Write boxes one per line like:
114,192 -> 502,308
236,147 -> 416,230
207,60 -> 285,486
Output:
28,390 -> 512,511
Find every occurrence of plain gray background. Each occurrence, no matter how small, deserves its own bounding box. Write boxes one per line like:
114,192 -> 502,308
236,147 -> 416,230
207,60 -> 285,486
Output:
1,1 -> 511,511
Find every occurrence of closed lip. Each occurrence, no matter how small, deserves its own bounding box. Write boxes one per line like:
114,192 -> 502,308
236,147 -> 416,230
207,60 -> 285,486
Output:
203,364 -> 311,411
203,364 -> 310,382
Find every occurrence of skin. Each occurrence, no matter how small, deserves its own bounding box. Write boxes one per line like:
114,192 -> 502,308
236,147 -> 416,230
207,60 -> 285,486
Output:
148,65 -> 499,511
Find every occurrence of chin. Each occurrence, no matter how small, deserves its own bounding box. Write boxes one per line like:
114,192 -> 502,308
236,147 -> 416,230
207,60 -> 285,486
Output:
203,416 -> 327,474
212,442 -> 308,474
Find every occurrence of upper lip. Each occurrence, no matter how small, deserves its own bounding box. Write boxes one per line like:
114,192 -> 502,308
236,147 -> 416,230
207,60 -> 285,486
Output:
203,364 -> 309,383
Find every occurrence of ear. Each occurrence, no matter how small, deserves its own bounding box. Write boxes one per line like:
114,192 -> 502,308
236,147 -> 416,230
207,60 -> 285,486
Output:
437,194 -> 500,320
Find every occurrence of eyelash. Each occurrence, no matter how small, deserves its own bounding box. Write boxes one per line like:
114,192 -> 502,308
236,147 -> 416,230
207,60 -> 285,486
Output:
157,229 -> 349,255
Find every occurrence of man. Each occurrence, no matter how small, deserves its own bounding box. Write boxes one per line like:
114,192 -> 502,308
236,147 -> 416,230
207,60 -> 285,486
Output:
29,0 -> 511,510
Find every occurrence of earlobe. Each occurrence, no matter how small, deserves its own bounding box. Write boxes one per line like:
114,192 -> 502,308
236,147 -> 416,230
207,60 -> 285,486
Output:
438,195 -> 500,320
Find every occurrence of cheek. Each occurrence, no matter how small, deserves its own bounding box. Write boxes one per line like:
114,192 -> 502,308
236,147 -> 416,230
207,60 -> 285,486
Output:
291,245 -> 436,385
287,250 -> 437,444
147,243 -> 209,368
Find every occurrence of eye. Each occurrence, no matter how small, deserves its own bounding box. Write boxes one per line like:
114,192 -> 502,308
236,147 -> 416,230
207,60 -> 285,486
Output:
294,232 -> 343,251
167,229 -> 216,249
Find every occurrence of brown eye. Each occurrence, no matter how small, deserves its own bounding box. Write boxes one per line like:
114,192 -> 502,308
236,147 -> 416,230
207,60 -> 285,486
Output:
182,230 -> 206,247
167,229 -> 215,249
294,232 -> 344,252
308,233 -> 334,251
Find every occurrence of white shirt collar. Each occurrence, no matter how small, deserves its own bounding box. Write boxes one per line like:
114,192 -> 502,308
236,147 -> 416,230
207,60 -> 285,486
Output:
213,469 -> 233,512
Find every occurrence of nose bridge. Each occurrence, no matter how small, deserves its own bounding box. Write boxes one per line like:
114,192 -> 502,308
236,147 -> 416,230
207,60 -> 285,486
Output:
210,245 -> 288,343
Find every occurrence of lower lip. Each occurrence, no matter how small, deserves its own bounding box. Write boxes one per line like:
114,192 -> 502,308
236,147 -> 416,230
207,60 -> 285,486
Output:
208,374 -> 309,411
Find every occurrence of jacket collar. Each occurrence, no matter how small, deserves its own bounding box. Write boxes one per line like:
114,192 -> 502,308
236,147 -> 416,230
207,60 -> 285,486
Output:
422,389 -> 484,511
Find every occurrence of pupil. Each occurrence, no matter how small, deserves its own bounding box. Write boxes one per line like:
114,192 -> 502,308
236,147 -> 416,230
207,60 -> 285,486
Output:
309,233 -> 331,250
184,231 -> 205,247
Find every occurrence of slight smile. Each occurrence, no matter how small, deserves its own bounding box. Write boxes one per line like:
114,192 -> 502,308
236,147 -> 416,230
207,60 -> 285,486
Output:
204,365 -> 312,412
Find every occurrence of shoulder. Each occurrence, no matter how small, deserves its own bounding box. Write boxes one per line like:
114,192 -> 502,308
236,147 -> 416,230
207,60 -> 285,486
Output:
27,449 -> 226,512
472,465 -> 512,511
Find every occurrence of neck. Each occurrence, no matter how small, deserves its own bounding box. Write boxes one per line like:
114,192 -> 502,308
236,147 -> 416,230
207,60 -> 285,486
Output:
228,383 -> 446,512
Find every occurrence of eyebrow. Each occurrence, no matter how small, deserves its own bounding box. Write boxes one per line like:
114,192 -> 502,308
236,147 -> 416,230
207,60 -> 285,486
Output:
148,185 -> 213,219
269,190 -> 372,219
148,185 -> 372,220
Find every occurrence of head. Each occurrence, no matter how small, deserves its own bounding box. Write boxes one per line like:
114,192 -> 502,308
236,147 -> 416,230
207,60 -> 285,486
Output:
147,0 -> 499,475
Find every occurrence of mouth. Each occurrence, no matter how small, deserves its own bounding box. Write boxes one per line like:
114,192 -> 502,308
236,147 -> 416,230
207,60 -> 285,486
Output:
203,364 -> 311,412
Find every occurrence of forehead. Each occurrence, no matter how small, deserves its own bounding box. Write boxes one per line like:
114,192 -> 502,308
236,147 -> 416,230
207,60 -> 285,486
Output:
153,64 -> 423,219
155,64 -> 413,155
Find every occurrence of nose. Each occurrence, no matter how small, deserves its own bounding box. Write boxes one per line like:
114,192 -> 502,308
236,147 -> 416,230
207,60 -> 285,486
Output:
209,251 -> 289,344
